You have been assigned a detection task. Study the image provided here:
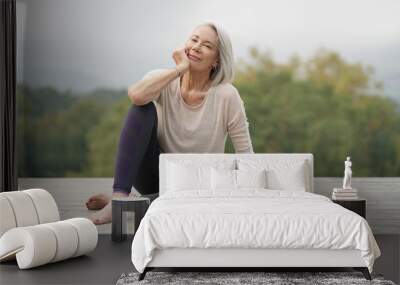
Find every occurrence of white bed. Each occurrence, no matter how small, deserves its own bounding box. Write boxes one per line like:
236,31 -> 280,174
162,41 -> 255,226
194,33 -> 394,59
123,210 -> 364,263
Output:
131,153 -> 381,281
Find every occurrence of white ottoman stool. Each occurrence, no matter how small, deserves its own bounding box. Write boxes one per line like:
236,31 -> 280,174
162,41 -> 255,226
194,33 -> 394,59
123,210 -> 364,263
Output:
0,189 -> 98,269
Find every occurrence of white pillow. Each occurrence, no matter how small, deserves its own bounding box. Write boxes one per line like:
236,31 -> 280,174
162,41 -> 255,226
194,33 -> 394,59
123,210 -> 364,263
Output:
167,162 -> 211,191
211,168 -> 268,191
165,159 -> 236,192
165,158 -> 236,170
211,168 -> 236,190
236,169 -> 268,189
237,159 -> 308,191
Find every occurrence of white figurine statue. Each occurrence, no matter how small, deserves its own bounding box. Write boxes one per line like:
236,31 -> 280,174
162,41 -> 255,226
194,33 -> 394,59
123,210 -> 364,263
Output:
342,156 -> 352,189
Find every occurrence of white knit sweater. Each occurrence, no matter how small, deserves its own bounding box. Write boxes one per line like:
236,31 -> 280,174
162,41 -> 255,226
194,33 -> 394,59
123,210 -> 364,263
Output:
143,69 -> 254,154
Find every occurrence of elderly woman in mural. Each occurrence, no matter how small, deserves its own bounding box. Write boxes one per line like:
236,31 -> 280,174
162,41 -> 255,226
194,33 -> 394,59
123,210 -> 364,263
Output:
86,22 -> 254,224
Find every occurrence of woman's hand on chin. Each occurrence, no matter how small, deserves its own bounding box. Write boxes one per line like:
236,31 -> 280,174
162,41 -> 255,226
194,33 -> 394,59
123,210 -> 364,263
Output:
172,47 -> 190,75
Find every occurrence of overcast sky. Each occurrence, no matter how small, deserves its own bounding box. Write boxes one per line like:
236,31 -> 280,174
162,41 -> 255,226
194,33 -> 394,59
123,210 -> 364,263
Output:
16,0 -> 400,98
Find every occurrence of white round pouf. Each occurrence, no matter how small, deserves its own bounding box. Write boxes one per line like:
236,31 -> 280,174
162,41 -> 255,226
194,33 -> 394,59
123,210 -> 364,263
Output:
23,188 -> 60,223
64,218 -> 98,257
0,195 -> 17,237
0,191 -> 39,227
0,189 -> 98,269
0,225 -> 57,269
42,221 -> 79,262
0,218 -> 98,269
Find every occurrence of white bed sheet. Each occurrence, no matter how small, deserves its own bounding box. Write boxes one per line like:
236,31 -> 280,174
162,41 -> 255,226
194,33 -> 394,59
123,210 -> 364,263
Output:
131,189 -> 381,273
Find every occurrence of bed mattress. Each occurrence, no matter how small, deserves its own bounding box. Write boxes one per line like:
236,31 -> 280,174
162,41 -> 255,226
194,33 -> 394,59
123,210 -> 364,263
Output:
131,189 -> 381,273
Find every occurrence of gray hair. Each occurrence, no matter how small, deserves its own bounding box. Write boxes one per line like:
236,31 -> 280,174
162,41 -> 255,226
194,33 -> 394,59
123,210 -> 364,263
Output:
194,22 -> 235,86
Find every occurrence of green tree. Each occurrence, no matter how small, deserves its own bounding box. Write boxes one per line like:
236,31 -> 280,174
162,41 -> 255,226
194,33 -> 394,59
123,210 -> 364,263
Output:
17,85 -> 126,177
233,46 -> 400,176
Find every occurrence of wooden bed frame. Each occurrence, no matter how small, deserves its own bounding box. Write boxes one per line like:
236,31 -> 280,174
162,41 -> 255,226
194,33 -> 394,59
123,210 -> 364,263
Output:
136,154 -> 372,281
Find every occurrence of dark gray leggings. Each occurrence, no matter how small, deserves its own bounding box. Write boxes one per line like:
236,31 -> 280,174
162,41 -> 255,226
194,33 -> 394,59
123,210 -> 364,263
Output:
112,101 -> 161,202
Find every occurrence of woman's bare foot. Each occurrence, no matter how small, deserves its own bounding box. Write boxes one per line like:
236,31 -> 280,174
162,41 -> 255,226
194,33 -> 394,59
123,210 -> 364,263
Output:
90,192 -> 129,225
85,193 -> 110,210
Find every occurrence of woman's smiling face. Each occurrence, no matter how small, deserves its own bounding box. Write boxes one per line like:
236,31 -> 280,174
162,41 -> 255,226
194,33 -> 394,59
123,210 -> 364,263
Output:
185,25 -> 219,72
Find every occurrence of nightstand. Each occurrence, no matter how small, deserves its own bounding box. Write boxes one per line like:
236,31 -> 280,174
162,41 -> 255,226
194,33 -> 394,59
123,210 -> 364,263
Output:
111,196 -> 151,242
332,199 -> 366,218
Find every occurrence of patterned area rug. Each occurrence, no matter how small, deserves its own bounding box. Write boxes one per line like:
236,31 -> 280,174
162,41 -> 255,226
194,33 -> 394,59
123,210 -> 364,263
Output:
116,271 -> 396,285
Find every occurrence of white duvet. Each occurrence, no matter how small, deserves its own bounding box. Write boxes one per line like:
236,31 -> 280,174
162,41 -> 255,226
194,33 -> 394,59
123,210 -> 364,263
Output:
131,189 -> 381,273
